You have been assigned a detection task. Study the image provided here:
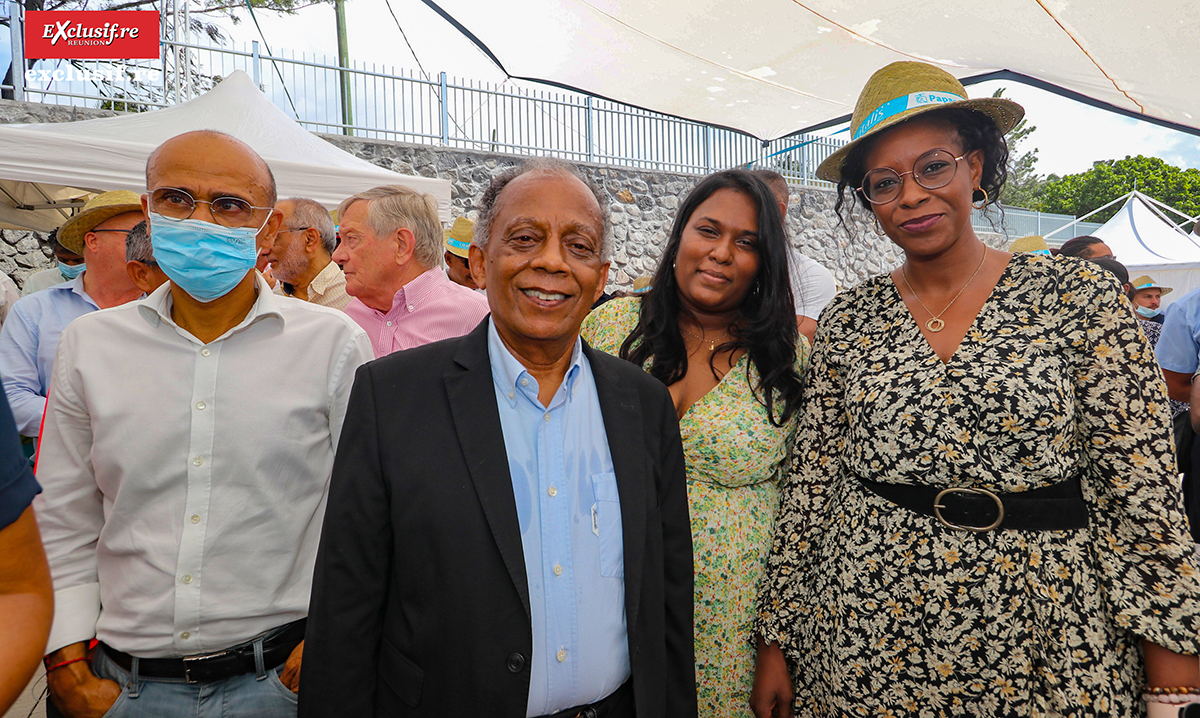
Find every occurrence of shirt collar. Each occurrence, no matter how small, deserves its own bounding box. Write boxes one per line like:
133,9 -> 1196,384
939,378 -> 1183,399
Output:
487,317 -> 584,409
385,267 -> 447,315
49,273 -> 99,309
309,260 -> 342,296
137,273 -> 285,336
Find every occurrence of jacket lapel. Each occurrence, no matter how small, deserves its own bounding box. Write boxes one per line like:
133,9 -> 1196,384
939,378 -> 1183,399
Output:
585,342 -> 648,636
445,322 -> 531,619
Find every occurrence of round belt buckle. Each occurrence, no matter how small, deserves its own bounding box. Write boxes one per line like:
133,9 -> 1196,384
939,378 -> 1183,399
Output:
933,487 -> 1004,532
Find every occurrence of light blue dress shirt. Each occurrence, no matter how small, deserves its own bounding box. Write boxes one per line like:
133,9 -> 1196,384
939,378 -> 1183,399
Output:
1156,286 -> 1200,375
0,275 -> 98,436
487,319 -> 630,717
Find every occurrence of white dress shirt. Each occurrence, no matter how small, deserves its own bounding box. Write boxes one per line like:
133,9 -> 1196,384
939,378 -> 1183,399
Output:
35,276 -> 374,657
788,249 -> 838,320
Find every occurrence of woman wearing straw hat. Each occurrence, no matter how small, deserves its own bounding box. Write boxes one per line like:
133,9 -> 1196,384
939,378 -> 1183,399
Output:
752,61 -> 1200,717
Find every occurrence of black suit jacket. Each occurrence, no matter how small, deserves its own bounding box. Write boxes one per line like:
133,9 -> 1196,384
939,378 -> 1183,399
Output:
299,320 -> 696,718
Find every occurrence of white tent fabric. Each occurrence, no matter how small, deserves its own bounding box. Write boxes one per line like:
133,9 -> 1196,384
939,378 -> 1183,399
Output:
1092,194 -> 1200,306
422,0 -> 1200,141
0,71 -> 452,231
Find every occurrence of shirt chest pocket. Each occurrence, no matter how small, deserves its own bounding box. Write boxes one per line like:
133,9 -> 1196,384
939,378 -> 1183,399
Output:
590,472 -> 624,578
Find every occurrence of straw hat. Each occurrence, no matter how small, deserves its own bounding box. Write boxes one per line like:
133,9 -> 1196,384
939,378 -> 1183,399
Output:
1009,235 -> 1050,255
443,216 -> 474,259
1131,275 -> 1173,296
816,62 -> 1024,183
58,190 -> 143,255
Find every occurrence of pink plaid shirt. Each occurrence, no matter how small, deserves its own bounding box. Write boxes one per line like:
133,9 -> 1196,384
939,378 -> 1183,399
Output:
343,268 -> 490,358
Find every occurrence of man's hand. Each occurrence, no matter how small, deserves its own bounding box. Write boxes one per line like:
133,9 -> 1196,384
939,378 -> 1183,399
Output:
277,640 -> 303,693
45,642 -> 121,718
750,638 -> 794,718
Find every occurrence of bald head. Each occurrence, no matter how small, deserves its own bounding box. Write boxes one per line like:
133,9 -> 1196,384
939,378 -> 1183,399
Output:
146,130 -> 277,208
750,169 -> 789,214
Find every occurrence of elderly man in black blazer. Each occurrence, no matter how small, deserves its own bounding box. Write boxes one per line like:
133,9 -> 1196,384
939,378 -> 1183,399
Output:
300,159 -> 696,718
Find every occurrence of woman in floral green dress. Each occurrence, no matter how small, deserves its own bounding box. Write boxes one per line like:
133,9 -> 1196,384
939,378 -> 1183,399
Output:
753,61 -> 1200,718
583,169 -> 807,717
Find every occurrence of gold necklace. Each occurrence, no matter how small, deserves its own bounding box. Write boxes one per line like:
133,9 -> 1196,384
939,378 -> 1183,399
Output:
680,324 -> 730,352
900,247 -> 989,333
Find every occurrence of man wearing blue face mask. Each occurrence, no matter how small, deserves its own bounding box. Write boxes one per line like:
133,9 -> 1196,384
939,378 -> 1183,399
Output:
34,130 -> 373,718
1131,275 -> 1171,325
21,233 -> 86,296
0,191 -> 144,440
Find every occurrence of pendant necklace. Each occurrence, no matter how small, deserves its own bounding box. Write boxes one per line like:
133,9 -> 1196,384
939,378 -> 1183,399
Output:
681,324 -> 730,352
900,247 -> 989,333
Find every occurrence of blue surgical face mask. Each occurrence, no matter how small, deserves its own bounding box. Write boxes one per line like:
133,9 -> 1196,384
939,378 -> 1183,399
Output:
58,262 -> 85,280
148,212 -> 262,303
1136,305 -> 1162,319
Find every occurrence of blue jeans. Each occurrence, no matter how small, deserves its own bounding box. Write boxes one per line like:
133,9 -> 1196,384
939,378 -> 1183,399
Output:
47,643 -> 298,718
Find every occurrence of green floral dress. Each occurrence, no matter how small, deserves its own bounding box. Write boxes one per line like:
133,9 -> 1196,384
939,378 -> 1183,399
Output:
758,253 -> 1200,717
583,297 -> 810,718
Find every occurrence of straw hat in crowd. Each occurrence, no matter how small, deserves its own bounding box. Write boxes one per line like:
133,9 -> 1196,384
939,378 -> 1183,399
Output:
1131,276 -> 1173,296
816,62 -> 1025,183
1009,235 -> 1051,255
57,190 -> 143,255
443,216 -> 474,259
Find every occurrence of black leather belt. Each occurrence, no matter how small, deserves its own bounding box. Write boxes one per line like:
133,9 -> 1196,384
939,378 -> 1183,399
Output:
858,475 -> 1088,532
538,680 -> 633,718
101,619 -> 306,683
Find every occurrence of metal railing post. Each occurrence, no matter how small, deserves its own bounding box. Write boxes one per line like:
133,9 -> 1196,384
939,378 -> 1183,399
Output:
585,95 -> 594,163
439,71 -> 449,145
704,125 -> 712,173
9,0 -> 26,101
251,41 -> 261,87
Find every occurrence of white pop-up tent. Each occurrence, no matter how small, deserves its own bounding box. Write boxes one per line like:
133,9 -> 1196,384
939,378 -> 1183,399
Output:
1090,193 -> 1200,305
0,70 -> 452,232
422,0 -> 1200,141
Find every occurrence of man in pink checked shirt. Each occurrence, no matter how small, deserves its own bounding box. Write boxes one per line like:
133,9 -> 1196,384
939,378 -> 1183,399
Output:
335,185 -> 490,357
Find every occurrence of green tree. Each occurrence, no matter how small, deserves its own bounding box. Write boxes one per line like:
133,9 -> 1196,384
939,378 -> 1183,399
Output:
992,88 -> 1042,210
1037,155 -> 1200,227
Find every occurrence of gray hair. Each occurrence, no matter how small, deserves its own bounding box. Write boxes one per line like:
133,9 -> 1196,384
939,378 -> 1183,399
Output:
282,197 -> 337,255
125,221 -> 153,264
337,185 -> 442,269
473,158 -> 611,263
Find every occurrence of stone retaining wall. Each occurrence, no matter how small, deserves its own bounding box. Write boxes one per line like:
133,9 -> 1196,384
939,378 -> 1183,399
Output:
1,98 -> 1004,292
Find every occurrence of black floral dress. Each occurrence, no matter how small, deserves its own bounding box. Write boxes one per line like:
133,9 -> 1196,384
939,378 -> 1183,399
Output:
758,253 -> 1200,717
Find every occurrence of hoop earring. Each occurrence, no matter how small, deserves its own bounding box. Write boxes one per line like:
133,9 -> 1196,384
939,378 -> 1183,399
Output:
972,188 -> 989,210
872,216 -> 886,237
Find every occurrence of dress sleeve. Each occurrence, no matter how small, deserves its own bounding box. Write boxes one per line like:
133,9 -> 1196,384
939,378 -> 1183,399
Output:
756,295 -> 848,646
1066,263 -> 1200,653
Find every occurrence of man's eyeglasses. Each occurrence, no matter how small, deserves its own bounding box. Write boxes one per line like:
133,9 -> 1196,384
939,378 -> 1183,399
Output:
149,187 -> 273,229
277,227 -> 311,235
859,149 -> 967,205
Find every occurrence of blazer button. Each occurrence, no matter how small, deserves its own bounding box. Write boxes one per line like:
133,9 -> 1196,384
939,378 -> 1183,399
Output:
506,652 -> 525,673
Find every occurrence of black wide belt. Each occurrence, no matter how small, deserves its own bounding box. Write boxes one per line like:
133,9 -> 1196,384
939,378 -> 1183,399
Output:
102,619 -> 306,683
858,475 -> 1088,532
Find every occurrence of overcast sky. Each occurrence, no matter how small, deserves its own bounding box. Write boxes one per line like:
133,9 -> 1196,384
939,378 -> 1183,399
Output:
7,0 -> 1200,178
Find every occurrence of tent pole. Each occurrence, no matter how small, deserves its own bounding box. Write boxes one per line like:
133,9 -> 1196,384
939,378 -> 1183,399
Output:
1043,191 -> 1134,239
9,0 -> 25,102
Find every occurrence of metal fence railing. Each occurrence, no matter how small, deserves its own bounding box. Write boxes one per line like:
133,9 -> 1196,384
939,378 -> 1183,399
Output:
973,205 -> 1103,242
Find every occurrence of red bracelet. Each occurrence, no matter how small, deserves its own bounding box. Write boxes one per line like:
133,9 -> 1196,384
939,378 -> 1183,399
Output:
44,656 -> 89,673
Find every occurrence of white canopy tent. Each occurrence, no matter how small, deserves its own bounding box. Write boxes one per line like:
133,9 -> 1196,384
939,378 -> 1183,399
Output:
422,0 -> 1200,141
0,70 -> 452,232
1089,193 -> 1200,306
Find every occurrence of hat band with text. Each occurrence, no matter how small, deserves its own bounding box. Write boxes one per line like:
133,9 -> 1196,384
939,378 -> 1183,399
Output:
853,90 -> 965,140
446,237 -> 471,252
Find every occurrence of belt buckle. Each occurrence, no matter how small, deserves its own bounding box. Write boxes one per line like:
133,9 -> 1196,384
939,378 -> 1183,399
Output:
933,487 -> 1004,532
182,650 -> 231,684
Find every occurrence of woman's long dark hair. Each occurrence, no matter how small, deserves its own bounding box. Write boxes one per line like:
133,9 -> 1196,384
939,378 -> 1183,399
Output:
619,169 -> 804,427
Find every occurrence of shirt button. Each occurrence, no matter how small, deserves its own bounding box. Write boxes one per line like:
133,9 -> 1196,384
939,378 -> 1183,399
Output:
407,305 -> 414,311
386,321 -> 393,326
507,391 -> 515,400
182,574 -> 193,584
543,414 -> 551,423
520,378 -> 528,387
192,457 -> 204,467
195,401 -> 206,410
547,486 -> 557,497
180,631 -> 191,640
556,649 -> 566,662
553,564 -> 562,576
201,349 -> 211,357
190,514 -> 201,524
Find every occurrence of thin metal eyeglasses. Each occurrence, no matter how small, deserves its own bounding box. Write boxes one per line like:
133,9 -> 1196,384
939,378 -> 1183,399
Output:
276,227 -> 311,235
149,187 -> 273,229
859,150 -> 967,205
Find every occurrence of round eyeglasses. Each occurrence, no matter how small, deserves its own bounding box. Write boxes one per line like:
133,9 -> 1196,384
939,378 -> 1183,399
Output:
149,187 -> 274,228
859,150 -> 967,205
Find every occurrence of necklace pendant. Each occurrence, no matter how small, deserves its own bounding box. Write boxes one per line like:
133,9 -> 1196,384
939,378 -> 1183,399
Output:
925,317 -> 946,333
